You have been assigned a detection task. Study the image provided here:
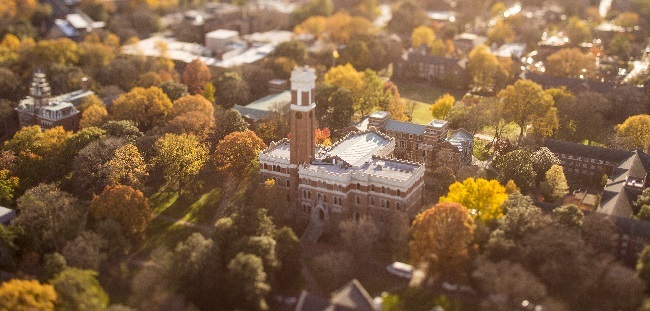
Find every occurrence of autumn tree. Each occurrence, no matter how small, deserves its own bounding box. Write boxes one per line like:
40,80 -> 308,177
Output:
565,17 -> 592,46
80,103 -> 108,129
615,115 -> 650,152
153,133 -> 208,191
637,245 -> 650,292
546,48 -> 597,78
292,0 -> 333,24
315,128 -> 332,146
73,137 -> 128,196
468,45 -> 511,93
170,94 -> 214,119
410,202 -> 476,283
110,86 -> 173,131
0,169 -> 18,205
384,82 -> 408,121
472,259 -> 548,310
411,26 -> 435,48
430,94 -> 454,120
212,131 -> 266,178
164,111 -> 215,142
613,12 -> 640,28
439,178 -> 508,223
487,20 -> 515,45
540,165 -> 569,202
0,279 -> 56,311
158,80 -> 189,101
91,185 -> 151,240
62,231 -> 107,270
497,79 -> 555,142
102,144 -> 148,190
182,58 -> 211,95
272,40 -> 308,64
51,268 -> 109,311
13,184 -> 82,252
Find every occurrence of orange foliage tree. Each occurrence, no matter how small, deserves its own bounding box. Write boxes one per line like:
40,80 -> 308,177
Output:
410,202 -> 476,282
90,185 -> 151,240
111,86 -> 173,132
169,94 -> 214,119
0,279 -> 57,311
182,58 -> 212,95
212,131 -> 266,177
315,128 -> 332,146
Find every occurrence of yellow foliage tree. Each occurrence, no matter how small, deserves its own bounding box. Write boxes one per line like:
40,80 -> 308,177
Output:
0,279 -> 57,311
324,63 -> 364,93
169,94 -> 214,119
430,94 -> 455,120
80,104 -> 108,129
546,48 -> 597,78
615,114 -> 650,152
411,25 -> 435,48
212,131 -> 266,177
153,133 -> 208,190
487,20 -> 515,45
439,177 -> 508,223
110,86 -> 173,131
410,202 -> 476,282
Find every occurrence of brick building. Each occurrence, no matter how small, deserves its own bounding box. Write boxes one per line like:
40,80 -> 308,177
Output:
16,71 -> 93,131
259,67 -> 425,240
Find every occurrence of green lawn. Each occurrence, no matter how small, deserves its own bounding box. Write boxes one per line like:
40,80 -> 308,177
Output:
149,187 -> 223,226
141,217 -> 202,253
408,100 -> 434,125
394,80 -> 466,104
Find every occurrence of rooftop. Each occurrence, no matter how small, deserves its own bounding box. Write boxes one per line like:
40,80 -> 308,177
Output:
369,111 -> 390,119
326,131 -> 392,167
383,120 -> 427,135
205,29 -> 239,40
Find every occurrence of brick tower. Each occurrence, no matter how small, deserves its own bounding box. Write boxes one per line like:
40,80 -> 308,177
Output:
288,67 -> 316,208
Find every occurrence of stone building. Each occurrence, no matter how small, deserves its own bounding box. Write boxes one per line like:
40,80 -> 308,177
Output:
16,71 -> 91,131
259,67 -> 425,240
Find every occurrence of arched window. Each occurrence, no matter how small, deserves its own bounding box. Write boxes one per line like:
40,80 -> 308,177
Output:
357,183 -> 361,190
318,193 -> 322,201
386,201 -> 390,209
382,186 -> 386,194
397,189 -> 401,196
324,195 -> 327,203
308,191 -> 311,199
371,185 -> 375,191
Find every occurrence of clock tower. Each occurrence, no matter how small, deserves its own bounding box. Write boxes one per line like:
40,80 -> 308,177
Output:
289,67 -> 316,166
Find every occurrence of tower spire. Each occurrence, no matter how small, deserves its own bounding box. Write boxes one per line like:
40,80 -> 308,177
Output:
30,70 -> 51,110
289,66 -> 316,166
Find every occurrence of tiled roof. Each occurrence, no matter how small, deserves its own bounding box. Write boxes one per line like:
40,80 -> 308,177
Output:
598,151 -> 650,217
383,120 -> 427,135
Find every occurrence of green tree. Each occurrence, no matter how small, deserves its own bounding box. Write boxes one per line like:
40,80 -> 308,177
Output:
540,165 -> 569,202
51,268 -> 109,311
62,231 -> 107,270
0,279 -> 56,311
212,131 -> 266,178
565,17 -> 592,46
410,202 -> 476,283
430,94 -> 454,120
272,40 -> 307,64
13,184 -> 82,252
153,133 -> 208,191
387,0 -> 427,36
216,71 -> 250,109
468,45 -> 511,93
225,253 -> 270,311
487,20 -> 515,45
315,84 -> 355,133
553,204 -> 584,229
72,137 -> 128,196
497,79 -> 555,142
472,259 -> 548,310
158,80 -> 189,101
273,227 -> 302,294
0,169 -> 18,205
439,178 -> 508,223
637,245 -> 650,293
101,121 -> 143,143
110,86 -> 173,131
615,115 -> 650,152
213,107 -> 250,142
493,149 -> 536,193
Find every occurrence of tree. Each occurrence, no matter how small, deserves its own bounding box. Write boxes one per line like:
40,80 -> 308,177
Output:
493,149 -> 536,193
153,133 -> 208,190
212,131 -> 266,177
384,82 -> 408,121
553,204 -> 584,230
637,245 -> 650,293
439,178 -> 508,223
315,85 -> 355,133
324,64 -> 364,94
472,259 -> 548,310
410,202 -> 476,283
80,104 -> 108,129
91,185 -> 151,240
51,268 -> 109,311
273,227 -> 302,294
555,91 -> 611,143
487,20 -> 515,45
62,231 -> 107,270
13,184 -> 82,252
613,12 -> 640,28
339,219 -> 380,263
497,79 -> 555,142
272,40 -> 307,64
101,121 -> 143,143
565,17 -> 592,46
292,0 -> 333,24
411,26 -> 435,48
73,137 -> 128,196
225,253 -> 270,311
182,58 -> 211,95
213,107 -> 249,142
110,86 -> 173,131
169,94 -> 214,119
215,71 -> 250,109
102,144 -> 148,190
531,147 -> 560,181
540,165 -> 569,202
615,115 -> 650,152
312,251 -> 353,292
0,169 -> 18,205
0,279 -> 56,311
387,0 -> 427,36
158,81 -> 189,101
468,45 -> 511,93
355,70 -> 388,116
164,111 -> 215,142
430,94 -> 454,120
546,48 -> 597,78
315,128 -> 332,146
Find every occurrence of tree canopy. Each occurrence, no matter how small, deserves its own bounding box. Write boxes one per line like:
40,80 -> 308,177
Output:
439,178 -> 508,223
91,185 -> 151,240
212,131 -> 266,178
0,279 -> 57,311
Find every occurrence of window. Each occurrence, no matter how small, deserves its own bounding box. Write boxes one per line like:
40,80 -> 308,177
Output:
382,187 -> 385,194
386,201 -> 390,209
286,180 -> 290,187
318,193 -> 322,201
308,191 -> 311,199
371,185 -> 375,191
356,196 -> 360,204
409,134 -> 413,139
357,183 -> 361,190
370,197 -> 374,205
396,202 -> 400,210
263,163 -> 267,169
397,190 -> 401,196
324,195 -> 327,203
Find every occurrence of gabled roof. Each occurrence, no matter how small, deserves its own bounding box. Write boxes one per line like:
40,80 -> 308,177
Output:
598,151 -> 650,217
543,139 -> 631,163
383,120 -> 426,135
294,279 -> 374,311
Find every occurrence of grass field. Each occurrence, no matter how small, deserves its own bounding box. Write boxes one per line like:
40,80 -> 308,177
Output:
393,80 -> 467,125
